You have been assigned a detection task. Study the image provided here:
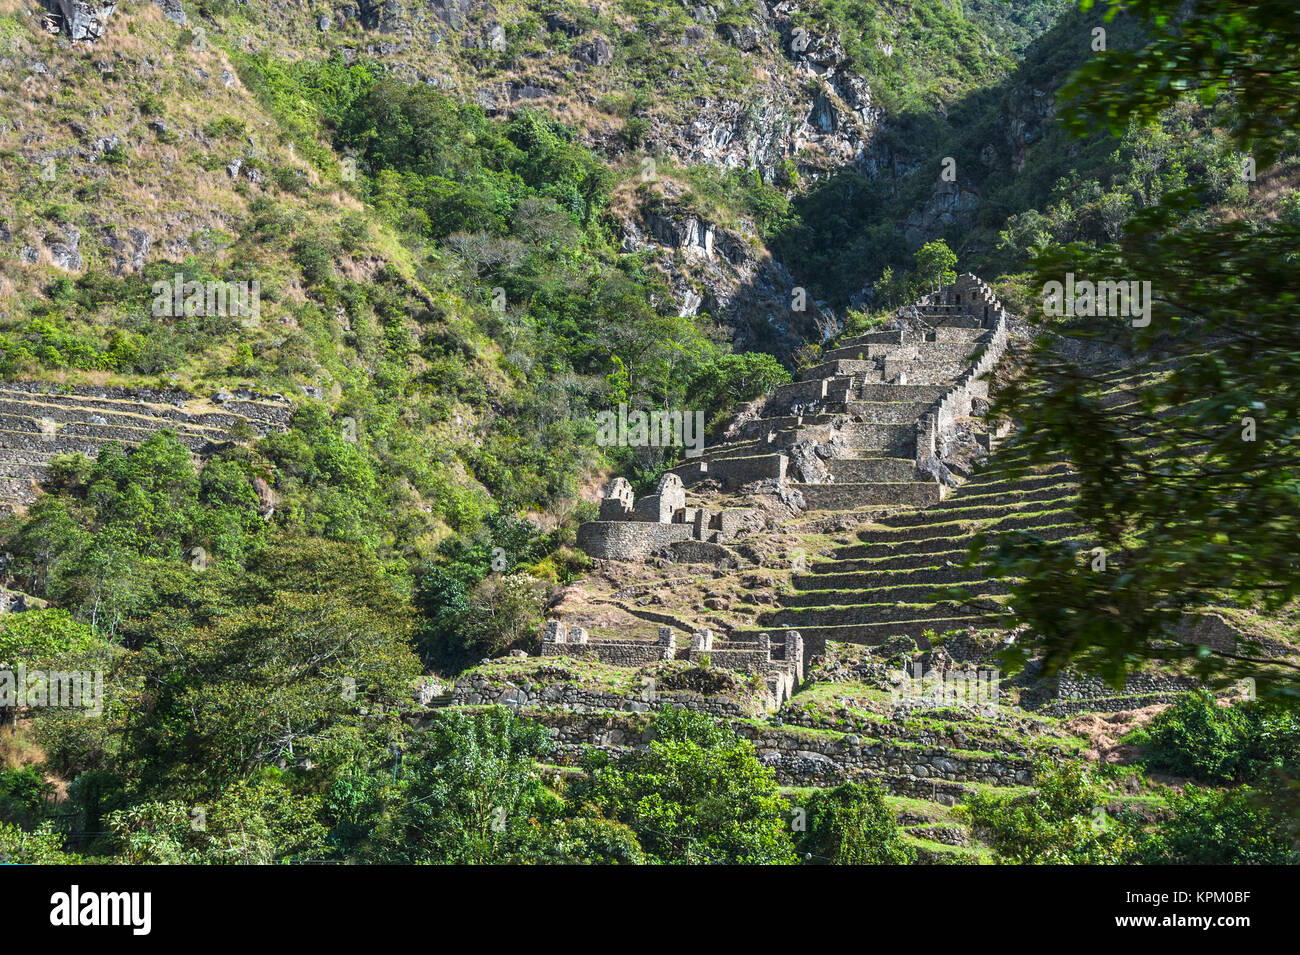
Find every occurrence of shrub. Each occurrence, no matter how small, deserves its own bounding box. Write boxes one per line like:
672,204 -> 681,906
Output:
1135,692 -> 1299,783
797,781 -> 915,865
1134,783 -> 1299,865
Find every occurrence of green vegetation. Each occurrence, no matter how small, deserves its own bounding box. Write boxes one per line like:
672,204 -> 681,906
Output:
959,760 -> 1138,864
983,0 -> 1300,702
1,0 -> 1297,868
1130,692 -> 1299,784
568,707 -> 798,864
796,781 -> 915,864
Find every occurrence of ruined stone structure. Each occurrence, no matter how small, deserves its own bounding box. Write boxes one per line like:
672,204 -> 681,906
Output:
577,274 -> 1012,560
540,619 -> 805,706
578,471 -> 759,560
559,273 -> 1248,720
0,382 -> 292,510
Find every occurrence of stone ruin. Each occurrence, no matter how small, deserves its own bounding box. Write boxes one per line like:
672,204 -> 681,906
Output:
577,274 -> 1016,560
0,382 -> 292,511
578,472 -> 758,560
540,619 -> 805,707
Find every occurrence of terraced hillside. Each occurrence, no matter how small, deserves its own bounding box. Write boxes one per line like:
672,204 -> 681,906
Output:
745,352 -> 1237,650
579,273 -> 1013,563
668,296 -> 1006,513
750,440 -> 1078,652
563,275 -> 1287,724
0,382 -> 291,509
506,298 -> 1279,854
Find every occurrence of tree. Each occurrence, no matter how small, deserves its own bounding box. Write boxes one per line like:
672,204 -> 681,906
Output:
796,781 -> 915,865
368,707 -> 554,864
34,537 -> 423,802
107,776 -> 327,864
114,591 -> 419,795
687,352 -> 792,422
1134,782 -> 1299,865
1135,693 -> 1300,783
0,609 -> 106,729
982,0 -> 1300,701
0,821 -> 82,864
1062,0 -> 1300,170
569,707 -> 797,864
460,573 -> 546,657
958,760 -> 1138,864
528,816 -> 646,865
913,239 -> 958,291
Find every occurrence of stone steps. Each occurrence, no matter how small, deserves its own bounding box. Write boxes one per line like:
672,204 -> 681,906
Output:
881,358 -> 970,384
0,408 -> 229,446
927,475 -> 1080,505
836,422 -> 917,455
800,359 -> 879,382
731,619 -> 986,648
810,547 -> 977,573
857,508 -> 1081,544
0,380 -> 292,507
796,482 -> 945,510
0,385 -> 289,428
825,457 -> 925,483
691,439 -> 768,462
929,327 -> 989,343
754,612 -> 1007,647
0,391 -> 243,432
0,462 -> 50,480
842,400 -> 933,423
819,342 -> 921,363
794,562 -> 993,591
834,329 -> 909,349
782,578 -> 1013,607
0,447 -> 58,465
855,384 -> 949,404
874,493 -> 1080,529
839,522 -> 1082,560
671,453 -> 786,489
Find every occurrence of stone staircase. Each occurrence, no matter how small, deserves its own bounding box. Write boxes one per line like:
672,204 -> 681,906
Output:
739,442 -> 1083,653
665,274 -> 1011,517
0,382 -> 292,510
736,355 -> 1208,658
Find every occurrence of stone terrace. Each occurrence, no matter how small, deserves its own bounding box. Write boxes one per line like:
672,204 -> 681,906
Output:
0,382 -> 292,509
577,273 -> 1013,561
668,272 -> 1010,511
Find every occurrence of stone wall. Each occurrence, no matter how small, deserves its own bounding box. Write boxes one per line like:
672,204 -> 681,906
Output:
0,381 -> 292,509
539,621 -> 675,666
670,452 -> 787,489
515,708 -> 1038,792
915,275 -> 1011,463
579,468 -> 759,560
536,622 -> 804,709
448,673 -> 753,719
1056,670 -> 1200,700
575,520 -> 695,560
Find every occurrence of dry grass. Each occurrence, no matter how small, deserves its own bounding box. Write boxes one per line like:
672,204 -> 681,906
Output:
1062,704 -> 1169,764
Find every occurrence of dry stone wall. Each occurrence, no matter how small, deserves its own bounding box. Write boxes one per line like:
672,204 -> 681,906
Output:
516,708 -> 1040,793
0,382 -> 291,509
535,622 -> 803,709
